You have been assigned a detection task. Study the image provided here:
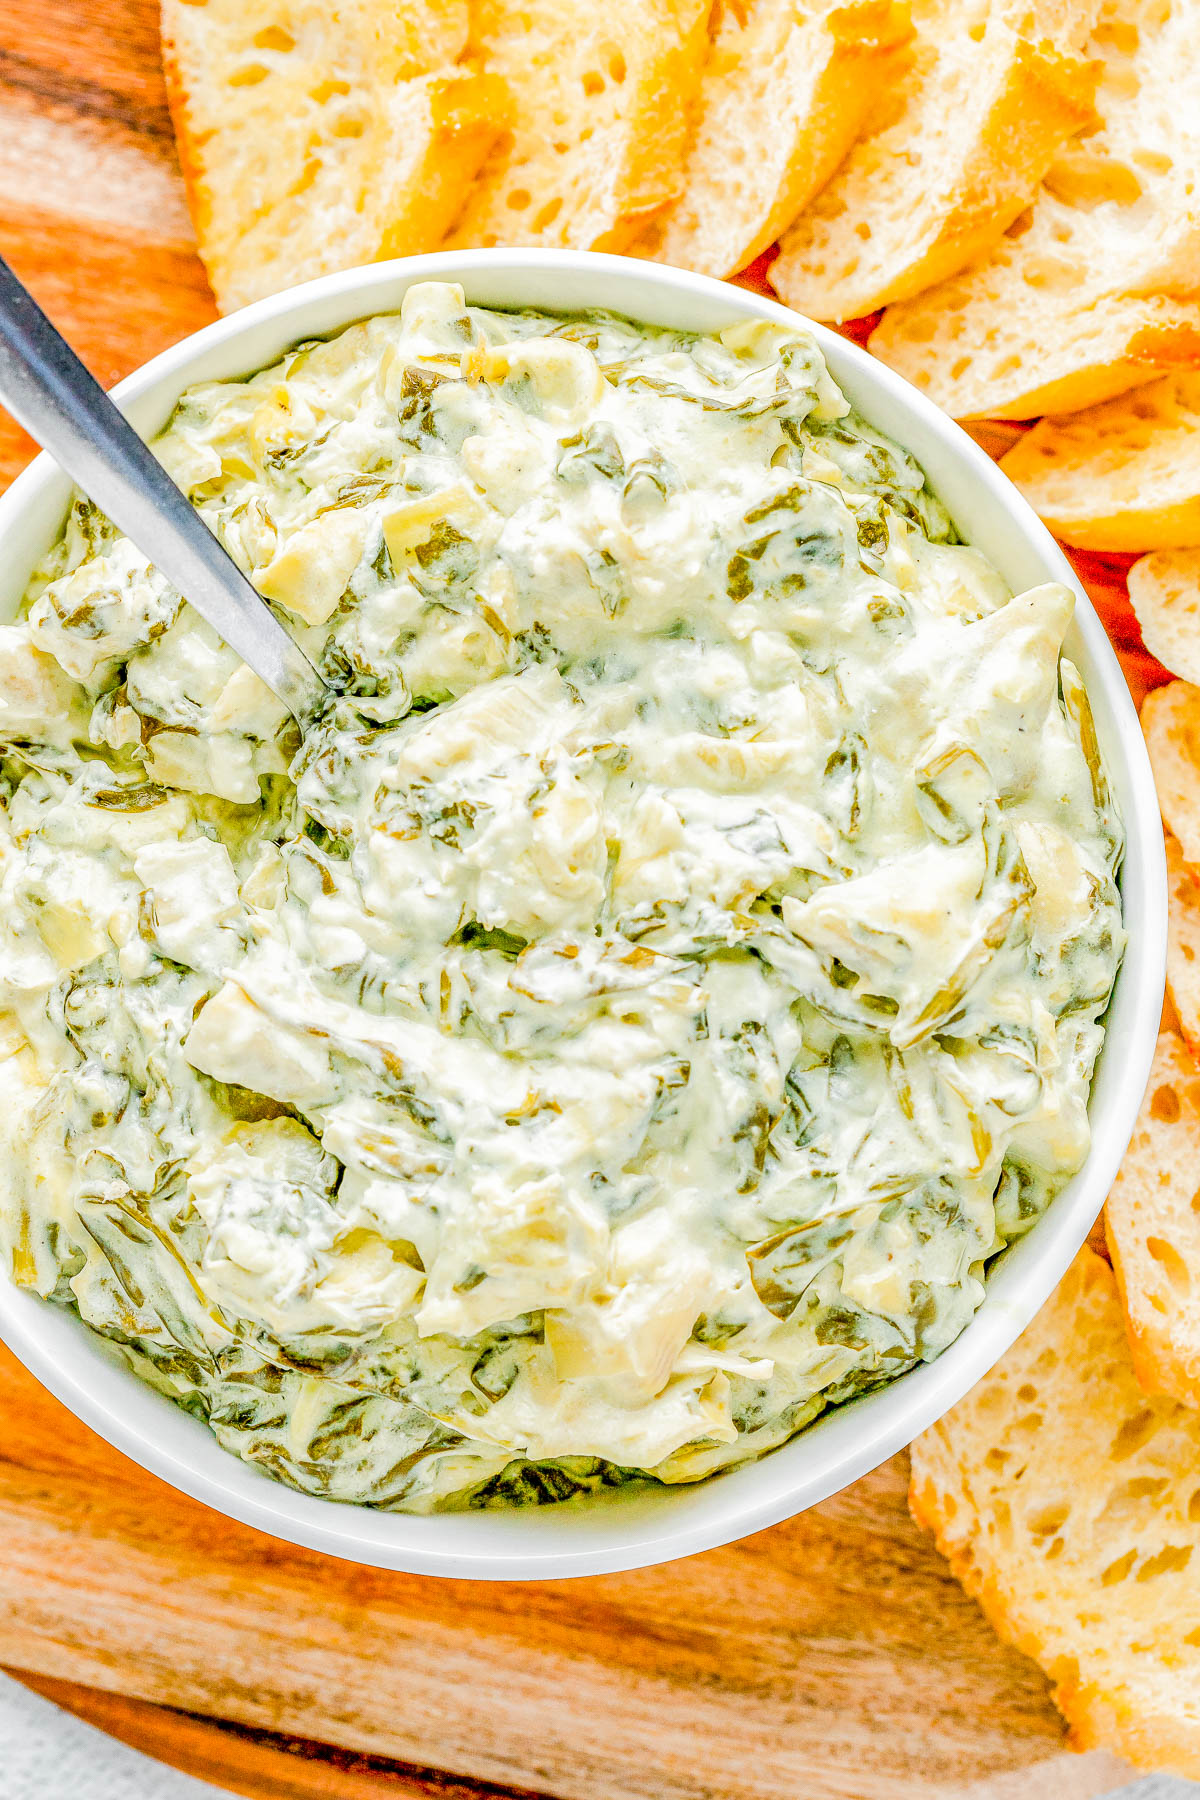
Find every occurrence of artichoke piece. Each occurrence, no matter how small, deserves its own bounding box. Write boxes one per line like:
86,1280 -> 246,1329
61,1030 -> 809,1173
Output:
913,740 -> 993,844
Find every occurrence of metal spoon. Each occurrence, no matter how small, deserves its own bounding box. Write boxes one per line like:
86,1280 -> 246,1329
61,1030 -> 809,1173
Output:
0,255 -> 328,723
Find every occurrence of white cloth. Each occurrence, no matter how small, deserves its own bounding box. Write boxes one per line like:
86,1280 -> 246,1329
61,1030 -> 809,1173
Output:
0,1673 -> 237,1800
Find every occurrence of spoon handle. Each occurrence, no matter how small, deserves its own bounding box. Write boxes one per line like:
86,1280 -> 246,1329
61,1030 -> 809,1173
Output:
0,255 -> 327,722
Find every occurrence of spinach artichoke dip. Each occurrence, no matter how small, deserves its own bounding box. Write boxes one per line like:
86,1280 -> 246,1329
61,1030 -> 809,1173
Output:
0,283 -> 1124,1512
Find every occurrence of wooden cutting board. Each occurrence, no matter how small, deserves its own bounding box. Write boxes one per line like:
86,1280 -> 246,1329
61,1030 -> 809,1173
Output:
0,1341 -> 1139,1800
0,4 -> 1165,1794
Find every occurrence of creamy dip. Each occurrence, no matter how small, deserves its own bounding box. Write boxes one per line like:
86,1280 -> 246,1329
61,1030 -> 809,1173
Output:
0,284 -> 1124,1510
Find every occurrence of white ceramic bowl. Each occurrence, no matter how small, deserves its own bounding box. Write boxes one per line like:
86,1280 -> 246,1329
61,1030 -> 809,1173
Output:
0,250 -> 1166,1579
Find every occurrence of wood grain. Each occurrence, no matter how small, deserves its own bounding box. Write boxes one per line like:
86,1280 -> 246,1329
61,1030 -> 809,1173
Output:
0,1342 -> 1124,1800
9,1671 -> 557,1800
0,4 -> 1166,1795
0,0 -> 215,485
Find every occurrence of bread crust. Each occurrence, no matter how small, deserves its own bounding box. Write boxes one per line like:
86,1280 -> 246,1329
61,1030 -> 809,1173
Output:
160,0 -> 503,313
445,0 -> 711,254
639,0 -> 910,280
910,1249 -> 1200,1777
1105,1027 -> 1200,1401
872,295 -> 1200,423
997,374 -> 1200,548
771,0 -> 1100,321
1128,551 -> 1200,689
1162,833 -> 1200,1068
869,0 -> 1200,419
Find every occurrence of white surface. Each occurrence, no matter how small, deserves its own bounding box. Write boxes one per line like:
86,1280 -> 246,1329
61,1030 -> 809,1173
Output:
0,1674 -> 235,1800
0,249 -> 1168,1579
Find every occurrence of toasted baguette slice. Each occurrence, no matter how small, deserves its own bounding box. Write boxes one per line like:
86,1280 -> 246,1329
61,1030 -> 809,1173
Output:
161,1 -> 504,313
997,375 -> 1200,550
1129,551 -> 1200,688
1165,832 -> 1200,1063
1106,1030 -> 1200,1403
1143,683 -> 1200,864
870,0 -> 1200,418
872,291 -> 1200,422
446,0 -> 710,253
910,1247 -> 1200,1775
769,0 -> 1098,322
639,0 -> 910,280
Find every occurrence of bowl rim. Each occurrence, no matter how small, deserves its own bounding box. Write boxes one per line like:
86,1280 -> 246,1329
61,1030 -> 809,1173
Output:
0,248 -> 1167,1579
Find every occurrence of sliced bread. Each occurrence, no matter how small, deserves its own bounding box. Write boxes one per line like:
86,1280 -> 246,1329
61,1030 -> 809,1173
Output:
910,1247 -> 1200,1775
997,375 -> 1200,550
872,291 -> 1200,422
1105,1029 -> 1200,1405
769,0 -> 1099,322
161,0 -> 504,313
445,0 -> 711,253
870,0 -> 1200,418
1129,550 -> 1200,688
1165,832 -> 1200,1065
1143,683 -> 1200,865
640,0 -> 909,280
